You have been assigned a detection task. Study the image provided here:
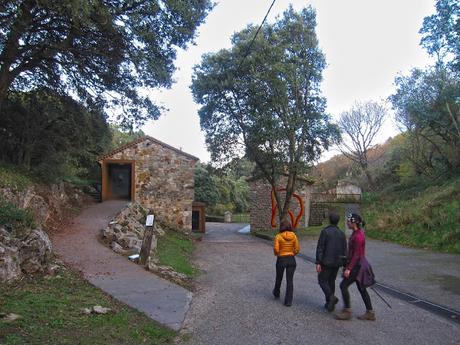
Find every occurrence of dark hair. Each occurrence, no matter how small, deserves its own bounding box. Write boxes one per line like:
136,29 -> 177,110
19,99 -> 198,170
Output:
347,213 -> 365,227
329,211 -> 340,226
279,219 -> 293,232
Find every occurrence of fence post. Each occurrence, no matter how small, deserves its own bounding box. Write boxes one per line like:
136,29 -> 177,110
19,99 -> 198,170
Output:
139,214 -> 155,266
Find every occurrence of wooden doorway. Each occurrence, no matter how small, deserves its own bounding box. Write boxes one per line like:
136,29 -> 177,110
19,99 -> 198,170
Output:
101,160 -> 135,201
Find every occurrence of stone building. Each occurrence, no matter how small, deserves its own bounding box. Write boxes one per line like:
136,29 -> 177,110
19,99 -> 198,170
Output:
98,136 -> 198,232
249,177 -> 314,232
336,180 -> 362,201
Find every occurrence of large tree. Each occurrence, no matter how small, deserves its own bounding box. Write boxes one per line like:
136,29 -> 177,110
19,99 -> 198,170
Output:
0,88 -> 111,180
420,0 -> 460,70
0,0 -> 212,128
390,0 -> 460,176
191,6 -> 339,225
337,101 -> 387,186
390,67 -> 460,175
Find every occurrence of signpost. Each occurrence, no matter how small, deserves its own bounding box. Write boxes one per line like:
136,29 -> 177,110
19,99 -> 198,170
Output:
139,214 -> 155,266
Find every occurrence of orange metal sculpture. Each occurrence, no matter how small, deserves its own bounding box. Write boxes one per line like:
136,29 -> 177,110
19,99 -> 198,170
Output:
271,188 -> 304,229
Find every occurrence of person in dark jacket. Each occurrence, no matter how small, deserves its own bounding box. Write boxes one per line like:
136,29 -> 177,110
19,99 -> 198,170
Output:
336,213 -> 376,321
315,211 -> 347,312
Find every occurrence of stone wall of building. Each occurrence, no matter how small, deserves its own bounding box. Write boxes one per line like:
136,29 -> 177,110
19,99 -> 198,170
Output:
249,179 -> 312,232
336,180 -> 362,196
107,139 -> 196,232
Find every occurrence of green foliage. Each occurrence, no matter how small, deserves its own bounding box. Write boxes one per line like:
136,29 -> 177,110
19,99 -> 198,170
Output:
0,89 -> 112,183
192,6 -> 339,222
390,1 -> 460,180
390,67 -> 460,177
0,163 -> 33,191
0,270 -> 175,344
109,124 -> 145,151
0,0 -> 213,128
363,177 -> 460,254
194,163 -> 220,206
156,229 -> 196,278
0,200 -> 35,234
420,0 -> 460,69
194,160 -> 251,215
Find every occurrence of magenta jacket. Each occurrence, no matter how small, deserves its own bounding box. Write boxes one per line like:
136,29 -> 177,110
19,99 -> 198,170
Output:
346,229 -> 365,272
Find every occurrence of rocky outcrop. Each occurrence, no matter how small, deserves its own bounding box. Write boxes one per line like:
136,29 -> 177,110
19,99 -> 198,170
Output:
0,226 -> 53,282
101,203 -> 161,256
0,183 -> 86,231
0,182 -> 87,283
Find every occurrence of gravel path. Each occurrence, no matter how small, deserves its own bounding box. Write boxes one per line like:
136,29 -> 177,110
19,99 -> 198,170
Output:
179,224 -> 460,345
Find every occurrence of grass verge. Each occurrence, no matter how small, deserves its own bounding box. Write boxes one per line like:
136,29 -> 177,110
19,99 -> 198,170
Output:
0,269 -> 176,345
156,230 -> 197,278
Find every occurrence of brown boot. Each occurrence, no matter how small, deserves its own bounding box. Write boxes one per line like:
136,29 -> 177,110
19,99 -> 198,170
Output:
357,310 -> 376,321
335,308 -> 352,320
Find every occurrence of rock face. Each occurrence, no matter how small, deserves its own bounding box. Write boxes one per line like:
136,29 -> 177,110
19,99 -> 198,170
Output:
101,203 -> 163,256
0,183 -> 86,231
0,226 -> 53,282
0,182 -> 87,283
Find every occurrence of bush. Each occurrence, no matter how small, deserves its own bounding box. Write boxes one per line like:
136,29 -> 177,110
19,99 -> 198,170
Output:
0,200 -> 36,235
0,163 -> 33,191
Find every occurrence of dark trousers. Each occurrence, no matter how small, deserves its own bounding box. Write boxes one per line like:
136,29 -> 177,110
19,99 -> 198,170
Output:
318,266 -> 339,303
339,265 -> 373,310
274,256 -> 297,305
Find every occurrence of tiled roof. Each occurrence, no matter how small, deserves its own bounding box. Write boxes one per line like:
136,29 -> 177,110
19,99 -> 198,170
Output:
97,135 -> 199,162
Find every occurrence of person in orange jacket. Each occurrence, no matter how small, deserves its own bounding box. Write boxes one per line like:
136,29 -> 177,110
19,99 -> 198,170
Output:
273,219 -> 300,306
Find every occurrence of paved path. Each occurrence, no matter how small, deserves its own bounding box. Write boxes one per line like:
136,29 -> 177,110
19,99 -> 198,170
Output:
179,224 -> 460,345
50,200 -> 192,331
300,237 -> 460,312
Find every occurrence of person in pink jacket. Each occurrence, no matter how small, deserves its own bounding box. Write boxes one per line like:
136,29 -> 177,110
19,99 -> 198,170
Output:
336,213 -> 376,321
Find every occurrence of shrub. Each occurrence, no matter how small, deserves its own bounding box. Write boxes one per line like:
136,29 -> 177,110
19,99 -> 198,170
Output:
0,200 -> 36,234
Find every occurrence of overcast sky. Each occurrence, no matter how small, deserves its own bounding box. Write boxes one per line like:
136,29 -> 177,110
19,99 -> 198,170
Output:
142,0 -> 436,163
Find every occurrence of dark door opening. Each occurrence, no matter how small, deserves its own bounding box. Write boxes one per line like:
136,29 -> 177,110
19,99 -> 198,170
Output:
108,163 -> 132,200
192,211 -> 200,231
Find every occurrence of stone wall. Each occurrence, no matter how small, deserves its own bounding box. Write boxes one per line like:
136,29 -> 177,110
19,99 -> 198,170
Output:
249,179 -> 312,232
101,203 -> 190,287
105,138 -> 196,232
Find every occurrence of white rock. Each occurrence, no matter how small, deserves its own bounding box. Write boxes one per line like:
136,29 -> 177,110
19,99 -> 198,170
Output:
92,306 -> 111,314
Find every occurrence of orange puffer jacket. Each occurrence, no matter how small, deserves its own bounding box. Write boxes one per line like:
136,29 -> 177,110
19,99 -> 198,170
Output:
274,231 -> 300,257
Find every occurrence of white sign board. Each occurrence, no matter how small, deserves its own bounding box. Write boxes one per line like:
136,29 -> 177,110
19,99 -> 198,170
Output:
146,215 -> 155,227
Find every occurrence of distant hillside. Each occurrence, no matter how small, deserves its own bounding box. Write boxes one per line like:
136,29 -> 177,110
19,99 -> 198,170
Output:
311,135 -> 400,192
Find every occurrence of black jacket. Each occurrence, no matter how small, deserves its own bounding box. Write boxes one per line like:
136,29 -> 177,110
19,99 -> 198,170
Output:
315,225 -> 347,267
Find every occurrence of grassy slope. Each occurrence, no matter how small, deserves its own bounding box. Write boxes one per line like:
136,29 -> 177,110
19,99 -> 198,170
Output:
156,230 -> 197,278
0,270 -> 175,345
363,177 -> 460,254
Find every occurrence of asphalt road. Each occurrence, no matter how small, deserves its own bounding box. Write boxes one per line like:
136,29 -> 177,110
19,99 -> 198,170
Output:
178,223 -> 460,345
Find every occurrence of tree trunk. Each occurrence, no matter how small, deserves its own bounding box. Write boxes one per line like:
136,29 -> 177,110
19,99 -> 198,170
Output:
0,73 -> 13,108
